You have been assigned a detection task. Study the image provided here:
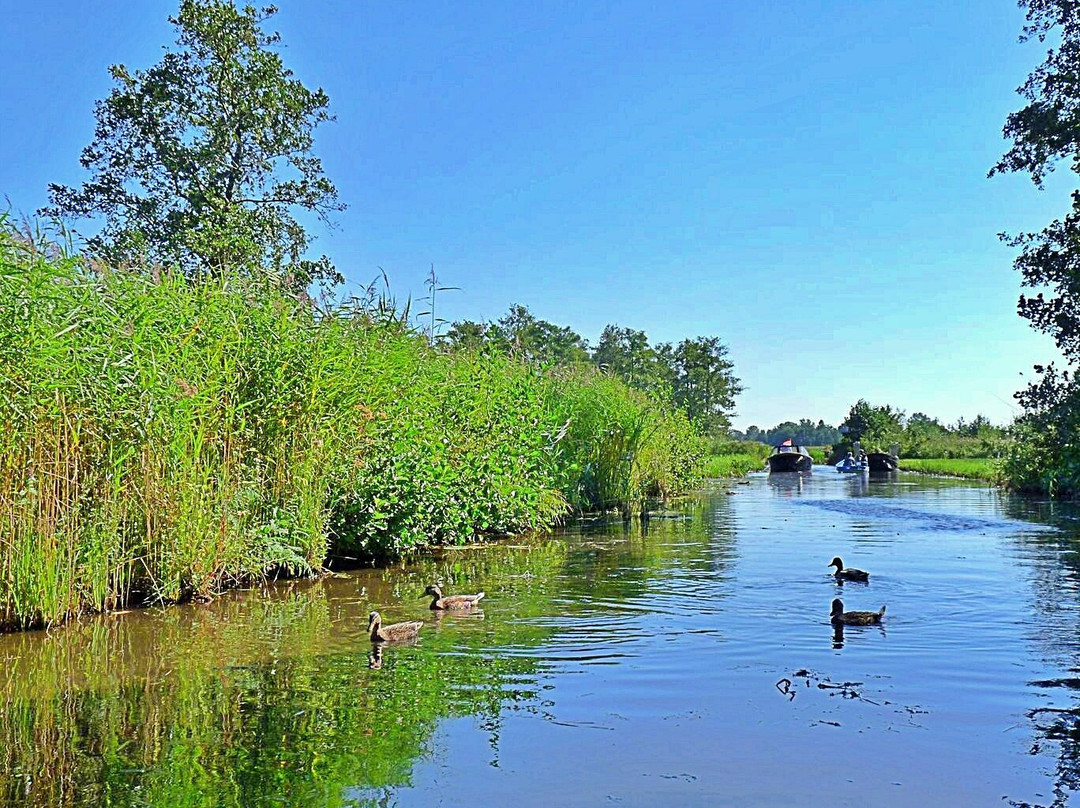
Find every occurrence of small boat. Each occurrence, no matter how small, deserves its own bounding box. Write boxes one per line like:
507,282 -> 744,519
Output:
835,455 -> 868,474
767,441 -> 813,473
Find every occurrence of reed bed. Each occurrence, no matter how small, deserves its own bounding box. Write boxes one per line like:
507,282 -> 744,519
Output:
0,220 -> 703,629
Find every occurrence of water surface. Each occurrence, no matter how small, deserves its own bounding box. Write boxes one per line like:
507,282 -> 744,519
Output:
4,472 -> 1080,806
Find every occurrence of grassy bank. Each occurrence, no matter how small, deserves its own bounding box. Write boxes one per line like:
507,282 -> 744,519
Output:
0,221 -> 703,629
900,458 -> 997,481
702,440 -> 768,477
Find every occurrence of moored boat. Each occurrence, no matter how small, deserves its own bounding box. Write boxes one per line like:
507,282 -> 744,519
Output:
767,441 -> 813,473
867,452 -> 899,473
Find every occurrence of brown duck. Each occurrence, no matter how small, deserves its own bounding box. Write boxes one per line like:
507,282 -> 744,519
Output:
424,584 -> 485,611
830,598 -> 885,626
828,557 -> 869,582
367,611 -> 423,643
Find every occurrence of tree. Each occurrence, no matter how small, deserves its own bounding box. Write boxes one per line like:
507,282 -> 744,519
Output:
592,325 -> 673,398
991,0 -> 1080,492
440,320 -> 490,352
44,1 -> 343,288
668,337 -> 742,435
493,305 -> 590,365
839,400 -> 903,450
990,0 -> 1080,405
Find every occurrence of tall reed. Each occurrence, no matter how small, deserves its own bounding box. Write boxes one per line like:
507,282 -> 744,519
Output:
0,220 -> 703,629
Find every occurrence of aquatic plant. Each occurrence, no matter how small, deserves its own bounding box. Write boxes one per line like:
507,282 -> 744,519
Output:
0,218 -> 702,628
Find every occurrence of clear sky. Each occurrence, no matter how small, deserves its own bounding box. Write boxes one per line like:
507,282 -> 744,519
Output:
0,1 -> 1070,430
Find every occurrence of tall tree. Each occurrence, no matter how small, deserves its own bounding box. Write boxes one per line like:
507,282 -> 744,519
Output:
839,400 -> 903,449
489,305 -> 590,366
44,1 -> 343,288
592,325 -> 673,397
991,0 -> 1080,492
668,337 -> 742,435
991,0 -> 1080,405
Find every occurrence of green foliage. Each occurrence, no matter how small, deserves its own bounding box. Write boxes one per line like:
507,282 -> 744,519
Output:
991,1 -> 1080,495
444,307 -> 743,437
705,439 -> 770,459
0,219 -> 701,627
667,336 -> 743,435
592,324 -> 674,398
702,453 -> 763,477
839,399 -> 904,450
736,420 -> 841,446
43,1 -> 343,289
900,458 -> 998,481
441,304 -> 590,366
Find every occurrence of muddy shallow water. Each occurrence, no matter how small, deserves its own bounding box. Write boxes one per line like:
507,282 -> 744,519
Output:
3,472 -> 1080,807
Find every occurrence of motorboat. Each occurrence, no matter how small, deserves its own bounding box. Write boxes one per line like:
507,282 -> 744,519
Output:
766,441 -> 813,473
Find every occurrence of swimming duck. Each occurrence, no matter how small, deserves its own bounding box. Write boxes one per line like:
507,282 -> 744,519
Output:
828,557 -> 869,582
424,584 -> 485,611
830,598 -> 885,626
367,611 -> 423,643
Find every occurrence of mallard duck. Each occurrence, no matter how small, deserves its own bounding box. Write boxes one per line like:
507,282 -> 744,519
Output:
828,557 -> 869,582
368,611 -> 423,643
424,584 -> 485,611
830,598 -> 885,625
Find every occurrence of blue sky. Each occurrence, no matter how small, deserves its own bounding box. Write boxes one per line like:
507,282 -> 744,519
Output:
0,1 -> 1070,429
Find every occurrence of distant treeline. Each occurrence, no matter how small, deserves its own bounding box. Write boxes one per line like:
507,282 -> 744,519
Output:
833,400 -> 1005,459
443,307 -> 742,435
731,403 -> 1005,460
732,420 -> 841,447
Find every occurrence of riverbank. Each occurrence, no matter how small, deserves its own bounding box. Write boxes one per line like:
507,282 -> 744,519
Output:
702,453 -> 763,477
900,458 -> 997,481
0,222 -> 703,630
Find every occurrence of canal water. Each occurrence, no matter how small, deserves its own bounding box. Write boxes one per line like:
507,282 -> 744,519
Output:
2,472 -> 1080,807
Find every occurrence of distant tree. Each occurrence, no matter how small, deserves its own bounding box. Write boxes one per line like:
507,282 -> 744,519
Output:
592,325 -> 673,397
839,400 -> 904,450
667,337 -> 742,435
444,305 -> 589,366
440,320 -> 489,352
44,1 -> 343,289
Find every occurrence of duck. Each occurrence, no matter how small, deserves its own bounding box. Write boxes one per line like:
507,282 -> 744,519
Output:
828,556 -> 869,582
367,611 -> 423,643
830,598 -> 885,626
424,584 -> 485,611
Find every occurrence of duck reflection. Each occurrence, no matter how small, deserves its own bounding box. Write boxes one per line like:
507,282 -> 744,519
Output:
431,607 -> 486,627
368,645 -> 383,669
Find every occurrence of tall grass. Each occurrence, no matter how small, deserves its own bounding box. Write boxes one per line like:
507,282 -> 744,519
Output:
701,440 -> 768,478
899,458 -> 997,481
0,220 -> 703,629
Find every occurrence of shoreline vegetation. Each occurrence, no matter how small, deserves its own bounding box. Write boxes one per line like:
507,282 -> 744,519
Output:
898,458 -> 997,481
0,221 -> 704,631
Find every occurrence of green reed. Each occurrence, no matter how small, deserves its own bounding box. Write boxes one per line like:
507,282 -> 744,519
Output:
0,219 -> 703,628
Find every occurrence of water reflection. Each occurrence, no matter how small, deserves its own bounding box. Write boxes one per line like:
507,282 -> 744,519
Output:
3,480 -> 1080,806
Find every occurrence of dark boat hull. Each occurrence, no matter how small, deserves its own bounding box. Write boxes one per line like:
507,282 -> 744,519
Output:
867,452 -> 899,473
767,453 -> 812,473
